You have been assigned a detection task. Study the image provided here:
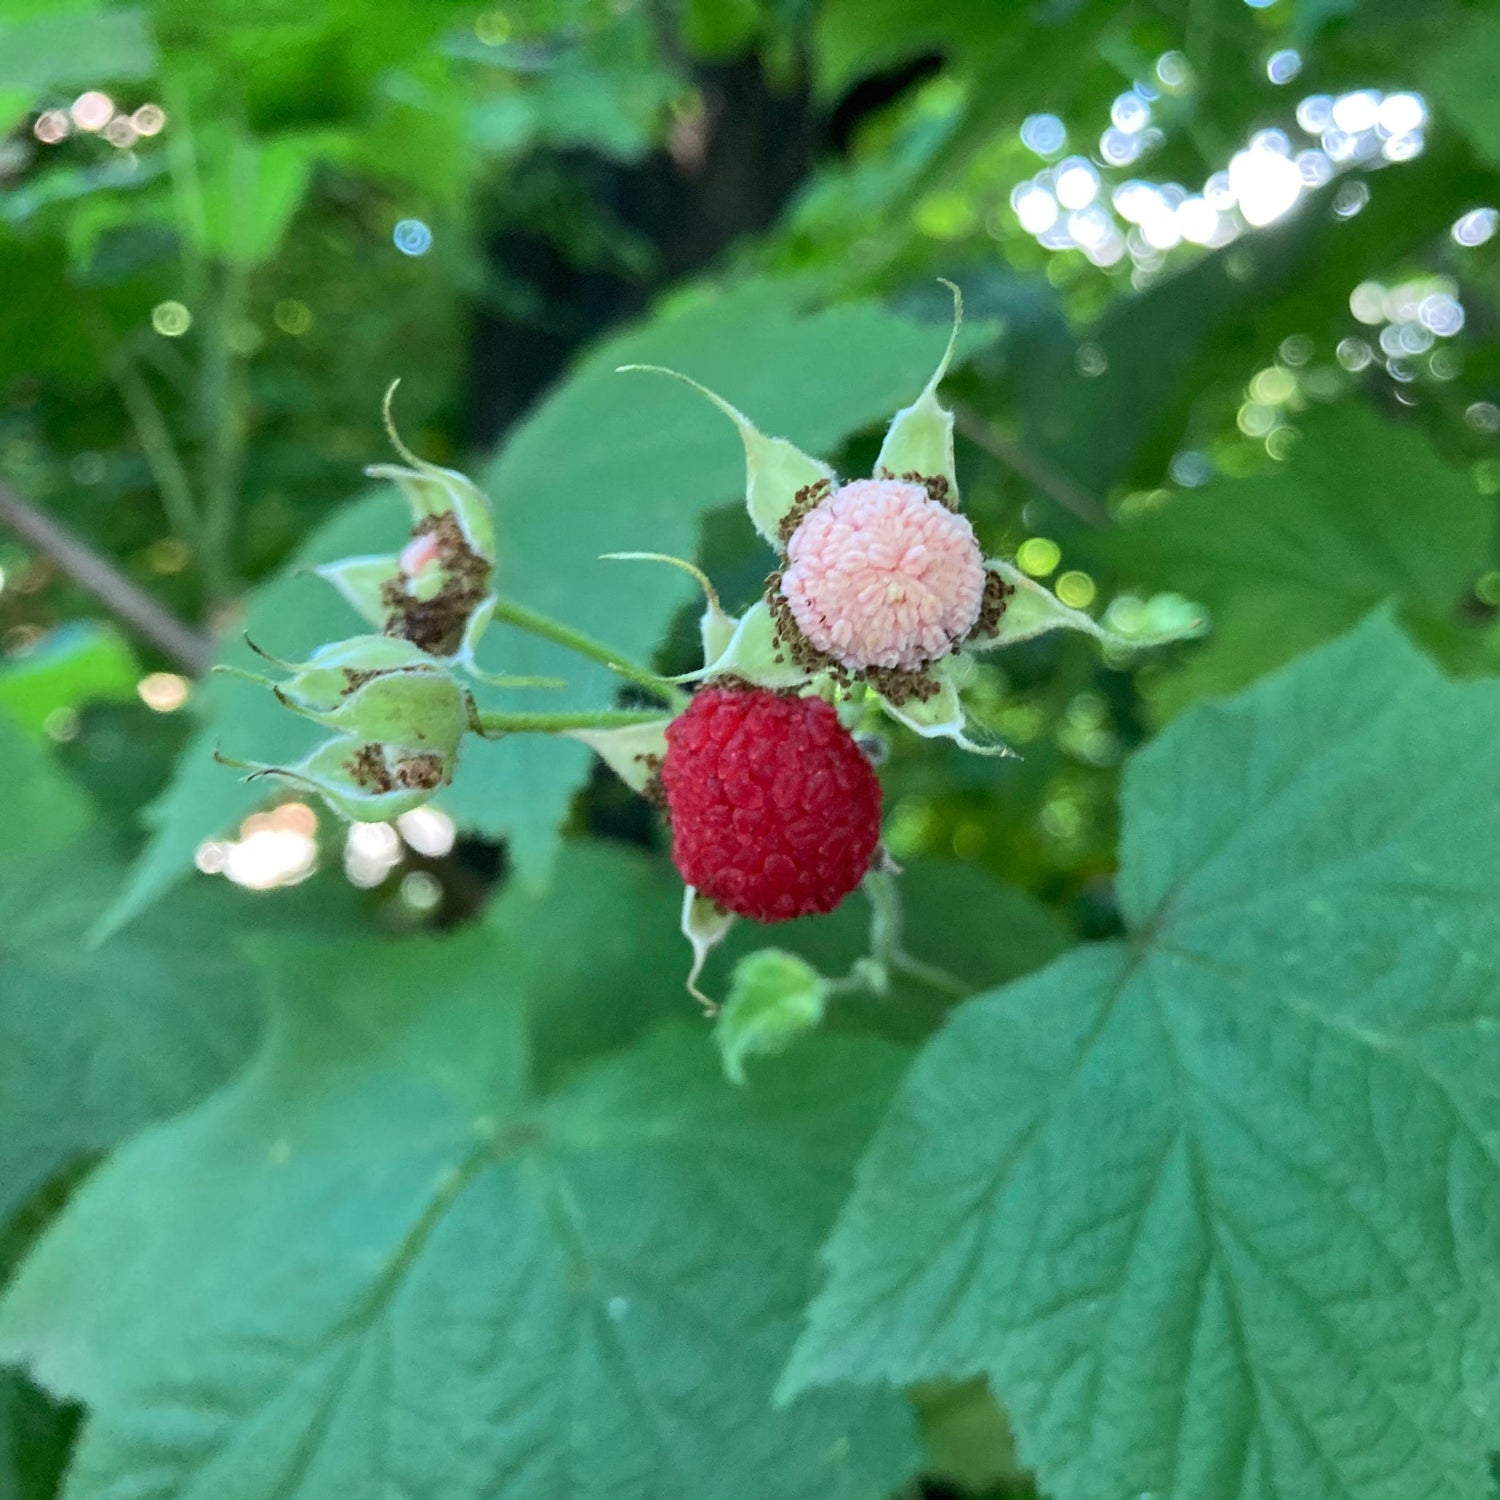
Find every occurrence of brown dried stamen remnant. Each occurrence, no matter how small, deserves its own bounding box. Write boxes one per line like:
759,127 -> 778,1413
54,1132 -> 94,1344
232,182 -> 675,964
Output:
381,511 -> 492,657
775,478 -> 833,549
862,663 -> 944,706
965,569 -> 1015,643
343,743 -> 448,794
761,570 -> 947,707
344,742 -> 391,791
876,467 -> 956,511
765,570 -> 849,683
341,667 -> 380,693
393,752 -> 446,790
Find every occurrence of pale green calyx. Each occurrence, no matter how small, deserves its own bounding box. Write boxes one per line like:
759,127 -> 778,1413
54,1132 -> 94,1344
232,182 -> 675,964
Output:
611,282 -> 1196,757
215,734 -> 455,823
715,949 -> 830,1085
874,279 -> 963,495
682,887 -> 736,1011
968,562 -> 1207,652
875,656 -> 1016,758
564,717 -> 670,795
314,385 -> 500,662
703,599 -> 821,691
220,635 -> 470,760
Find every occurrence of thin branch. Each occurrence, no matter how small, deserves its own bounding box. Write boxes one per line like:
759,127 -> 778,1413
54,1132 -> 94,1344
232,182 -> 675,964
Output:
0,480 -> 214,675
953,404 -> 1110,529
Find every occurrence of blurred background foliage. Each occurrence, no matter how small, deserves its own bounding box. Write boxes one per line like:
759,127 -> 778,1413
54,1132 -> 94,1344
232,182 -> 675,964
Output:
1,0 -> 1498,1496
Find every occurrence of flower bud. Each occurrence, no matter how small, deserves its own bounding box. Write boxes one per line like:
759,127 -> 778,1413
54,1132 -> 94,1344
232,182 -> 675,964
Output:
714,948 -> 830,1085
314,390 -> 499,661
218,735 -> 456,823
228,635 -> 470,759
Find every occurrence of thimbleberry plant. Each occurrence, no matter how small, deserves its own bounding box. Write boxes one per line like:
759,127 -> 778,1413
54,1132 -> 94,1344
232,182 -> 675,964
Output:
220,297 -> 1193,1014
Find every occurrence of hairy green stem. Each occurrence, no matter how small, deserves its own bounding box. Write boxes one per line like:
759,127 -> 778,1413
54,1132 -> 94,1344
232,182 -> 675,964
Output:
890,951 -> 971,999
861,868 -> 971,999
490,598 -> 688,709
472,707 -> 669,737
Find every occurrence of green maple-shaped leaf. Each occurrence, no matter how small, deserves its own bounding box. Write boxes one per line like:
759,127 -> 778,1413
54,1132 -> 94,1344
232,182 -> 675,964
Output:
0,848 -> 919,1500
783,611 -> 1500,1500
1100,403 -> 1493,716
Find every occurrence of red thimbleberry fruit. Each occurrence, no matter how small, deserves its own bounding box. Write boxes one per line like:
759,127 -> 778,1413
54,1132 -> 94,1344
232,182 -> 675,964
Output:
661,687 -> 883,923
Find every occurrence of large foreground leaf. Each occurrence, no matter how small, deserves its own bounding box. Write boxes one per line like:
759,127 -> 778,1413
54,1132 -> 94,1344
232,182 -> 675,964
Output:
0,716 -> 262,1234
0,845 -> 919,1500
104,277 -> 995,935
1102,403 -> 1492,715
784,612 -> 1500,1500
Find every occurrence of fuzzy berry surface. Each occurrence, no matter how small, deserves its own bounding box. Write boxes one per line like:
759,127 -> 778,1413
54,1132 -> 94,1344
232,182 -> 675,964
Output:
661,687 -> 882,923
780,477 -> 986,673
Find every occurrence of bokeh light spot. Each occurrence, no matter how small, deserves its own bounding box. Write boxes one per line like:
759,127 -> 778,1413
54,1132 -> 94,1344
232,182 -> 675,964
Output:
1017,537 -> 1061,577
70,91 -> 113,131
33,110 -> 70,144
138,672 -> 190,713
1020,113 -> 1066,156
393,218 -> 433,256
152,301 -> 192,337
274,299 -> 314,335
1055,571 -> 1096,609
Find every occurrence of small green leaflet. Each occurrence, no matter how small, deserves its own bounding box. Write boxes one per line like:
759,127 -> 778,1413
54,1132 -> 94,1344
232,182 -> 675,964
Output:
783,612 -> 1500,1500
0,847 -> 919,1500
1100,402 -> 1492,716
103,277 -> 998,935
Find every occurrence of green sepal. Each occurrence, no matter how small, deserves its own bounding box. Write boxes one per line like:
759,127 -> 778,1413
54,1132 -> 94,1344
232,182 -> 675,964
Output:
216,734 -> 454,823
704,599 -> 820,691
700,599 -> 738,665
874,281 -> 962,494
277,670 -> 469,757
223,634 -> 470,755
454,594 -> 500,668
682,886 -> 735,1011
566,717 -> 671,795
969,561 -> 1207,652
715,948 -> 830,1085
237,634 -> 438,707
874,657 -> 1016,758
313,554 -> 397,629
364,461 -> 497,566
618,364 -> 835,547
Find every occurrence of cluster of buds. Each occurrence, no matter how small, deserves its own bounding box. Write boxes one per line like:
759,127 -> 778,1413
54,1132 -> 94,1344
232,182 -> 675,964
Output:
218,635 -> 472,820
217,389 -> 553,819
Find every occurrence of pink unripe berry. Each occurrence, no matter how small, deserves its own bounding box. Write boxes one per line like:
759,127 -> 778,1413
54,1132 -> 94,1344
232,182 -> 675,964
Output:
399,530 -> 445,579
780,479 -> 986,673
